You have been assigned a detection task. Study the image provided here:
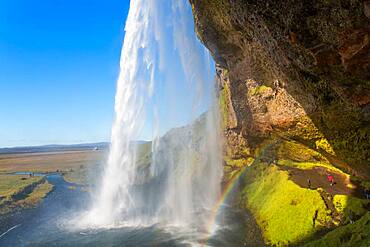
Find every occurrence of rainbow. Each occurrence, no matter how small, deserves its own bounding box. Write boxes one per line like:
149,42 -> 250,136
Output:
203,165 -> 249,244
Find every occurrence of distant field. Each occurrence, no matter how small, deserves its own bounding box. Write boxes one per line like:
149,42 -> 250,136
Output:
0,147 -> 108,214
0,150 -> 107,173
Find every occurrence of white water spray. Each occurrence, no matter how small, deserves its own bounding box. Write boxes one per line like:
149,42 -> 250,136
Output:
81,0 -> 222,230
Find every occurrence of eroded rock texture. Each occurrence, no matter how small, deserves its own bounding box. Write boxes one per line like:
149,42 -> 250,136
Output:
190,0 -> 370,178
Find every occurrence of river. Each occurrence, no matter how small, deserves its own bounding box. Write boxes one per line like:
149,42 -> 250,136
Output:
0,174 -> 262,247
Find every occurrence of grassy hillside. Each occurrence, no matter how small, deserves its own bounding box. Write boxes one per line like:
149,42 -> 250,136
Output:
231,139 -> 369,246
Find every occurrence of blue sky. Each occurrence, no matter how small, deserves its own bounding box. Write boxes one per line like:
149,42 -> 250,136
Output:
0,1 -> 215,148
0,0 -> 129,147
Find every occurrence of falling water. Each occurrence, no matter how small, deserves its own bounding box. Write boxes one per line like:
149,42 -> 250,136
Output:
81,0 -> 222,230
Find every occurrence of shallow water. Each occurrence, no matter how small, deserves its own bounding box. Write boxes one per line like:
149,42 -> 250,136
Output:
0,175 -> 252,247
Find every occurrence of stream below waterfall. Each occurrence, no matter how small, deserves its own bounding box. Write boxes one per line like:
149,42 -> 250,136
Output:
0,174 -> 261,247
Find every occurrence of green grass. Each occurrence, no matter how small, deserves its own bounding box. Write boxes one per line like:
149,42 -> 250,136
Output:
241,163 -> 331,246
20,181 -> 53,205
0,175 -> 42,199
304,212 -> 370,247
0,176 -> 53,214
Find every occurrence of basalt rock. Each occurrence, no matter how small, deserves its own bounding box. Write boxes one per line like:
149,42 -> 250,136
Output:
190,0 -> 370,179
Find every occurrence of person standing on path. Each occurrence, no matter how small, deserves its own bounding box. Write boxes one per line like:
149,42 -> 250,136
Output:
327,174 -> 335,186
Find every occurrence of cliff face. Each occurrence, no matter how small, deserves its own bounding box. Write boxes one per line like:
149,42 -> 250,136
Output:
190,0 -> 369,178
190,1 -> 370,246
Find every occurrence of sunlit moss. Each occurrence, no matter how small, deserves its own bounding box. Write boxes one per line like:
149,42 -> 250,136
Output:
249,85 -> 272,96
315,138 -> 336,156
304,212 -> 370,247
225,157 -> 253,169
277,140 -> 326,162
241,163 -> 331,246
219,81 -> 232,128
333,195 -> 368,223
278,159 -> 345,175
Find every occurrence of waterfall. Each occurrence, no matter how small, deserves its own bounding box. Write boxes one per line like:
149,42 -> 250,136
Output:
80,0 -> 222,230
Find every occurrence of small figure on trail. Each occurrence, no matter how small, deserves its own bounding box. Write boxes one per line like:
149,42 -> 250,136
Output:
347,209 -> 355,224
307,178 -> 311,189
365,188 -> 370,200
327,174 -> 335,186
273,80 -> 279,98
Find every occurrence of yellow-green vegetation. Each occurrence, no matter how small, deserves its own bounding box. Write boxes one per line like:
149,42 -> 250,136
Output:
278,160 -> 346,175
233,138 -> 369,246
20,181 -> 53,206
241,163 -> 331,246
284,116 -> 323,142
304,212 -> 370,247
275,139 -> 354,178
224,157 -> 254,181
333,195 -> 368,223
0,175 -> 53,214
276,140 -> 325,162
249,85 -> 272,96
219,81 -> 232,128
0,175 -> 42,198
225,157 -> 253,169
315,138 -> 335,156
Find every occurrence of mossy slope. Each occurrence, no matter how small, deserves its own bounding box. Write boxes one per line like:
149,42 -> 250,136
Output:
234,139 -> 369,246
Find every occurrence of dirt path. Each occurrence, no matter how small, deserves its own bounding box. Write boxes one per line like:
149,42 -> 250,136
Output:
280,166 -> 363,197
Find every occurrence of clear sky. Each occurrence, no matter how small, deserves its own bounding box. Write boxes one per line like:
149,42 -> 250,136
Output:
0,0 -> 215,148
0,0 -> 130,147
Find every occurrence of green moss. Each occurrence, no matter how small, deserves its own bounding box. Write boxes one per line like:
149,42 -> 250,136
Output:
249,85 -> 272,96
278,160 -> 345,175
304,212 -> 370,247
241,163 -> 331,246
333,195 -> 368,223
315,138 -> 335,156
277,140 -> 326,162
225,157 -> 253,169
219,82 -> 232,128
326,126 -> 370,169
284,116 -> 324,142
299,68 -> 369,174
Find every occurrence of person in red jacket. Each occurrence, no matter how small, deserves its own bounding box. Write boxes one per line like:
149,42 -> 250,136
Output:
327,174 -> 335,186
